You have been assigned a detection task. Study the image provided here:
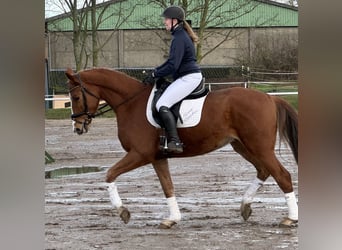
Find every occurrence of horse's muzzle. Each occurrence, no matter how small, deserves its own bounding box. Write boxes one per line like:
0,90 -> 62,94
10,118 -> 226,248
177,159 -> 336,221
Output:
74,127 -> 84,135
73,119 -> 90,135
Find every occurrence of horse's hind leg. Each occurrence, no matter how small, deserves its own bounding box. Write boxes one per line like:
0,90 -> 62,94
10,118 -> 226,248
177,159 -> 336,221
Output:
258,153 -> 298,227
152,158 -> 181,229
231,141 -> 270,221
232,140 -> 298,226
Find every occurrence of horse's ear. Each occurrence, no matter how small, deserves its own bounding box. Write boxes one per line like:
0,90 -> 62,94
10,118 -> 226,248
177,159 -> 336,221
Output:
65,68 -> 75,81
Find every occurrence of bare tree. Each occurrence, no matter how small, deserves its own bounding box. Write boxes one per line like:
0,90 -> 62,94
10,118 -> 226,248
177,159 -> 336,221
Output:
192,0 -> 260,62
87,0 -> 140,67
234,32 -> 298,72
287,0 -> 298,7
66,0 -> 89,71
47,0 -> 91,70
142,0 -> 264,63
45,0 -> 66,17
47,0 -> 140,70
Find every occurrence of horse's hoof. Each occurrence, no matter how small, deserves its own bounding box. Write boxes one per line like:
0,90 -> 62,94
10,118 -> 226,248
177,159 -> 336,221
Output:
118,206 -> 130,224
279,217 -> 298,228
240,203 -> 252,221
158,219 -> 177,229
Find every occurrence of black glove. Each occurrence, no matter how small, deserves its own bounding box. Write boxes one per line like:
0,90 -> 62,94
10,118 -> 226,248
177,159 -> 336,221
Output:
143,70 -> 156,85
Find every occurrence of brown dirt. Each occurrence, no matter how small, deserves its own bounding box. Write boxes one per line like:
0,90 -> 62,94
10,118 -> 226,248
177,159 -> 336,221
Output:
45,118 -> 298,250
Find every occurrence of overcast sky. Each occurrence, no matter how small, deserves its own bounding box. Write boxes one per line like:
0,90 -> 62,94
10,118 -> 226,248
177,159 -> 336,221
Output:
45,0 -> 296,18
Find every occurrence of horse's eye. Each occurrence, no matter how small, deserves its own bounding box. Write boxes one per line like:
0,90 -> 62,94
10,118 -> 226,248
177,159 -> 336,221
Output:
72,96 -> 80,101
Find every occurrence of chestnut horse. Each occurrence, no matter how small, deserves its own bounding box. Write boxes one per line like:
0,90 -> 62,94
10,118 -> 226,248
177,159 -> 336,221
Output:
65,67 -> 298,228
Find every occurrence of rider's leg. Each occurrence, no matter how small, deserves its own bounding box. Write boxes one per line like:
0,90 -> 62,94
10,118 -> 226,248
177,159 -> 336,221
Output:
156,73 -> 202,110
158,106 -> 183,153
156,73 -> 202,153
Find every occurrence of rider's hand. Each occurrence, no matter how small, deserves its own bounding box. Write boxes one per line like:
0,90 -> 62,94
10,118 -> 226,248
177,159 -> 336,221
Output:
143,70 -> 156,85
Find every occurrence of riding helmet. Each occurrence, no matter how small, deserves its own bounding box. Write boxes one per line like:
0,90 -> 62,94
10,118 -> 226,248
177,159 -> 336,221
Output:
161,6 -> 185,21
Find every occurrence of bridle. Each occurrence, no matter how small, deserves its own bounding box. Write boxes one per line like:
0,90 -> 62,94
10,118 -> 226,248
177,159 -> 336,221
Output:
69,73 -> 149,125
69,74 -> 110,125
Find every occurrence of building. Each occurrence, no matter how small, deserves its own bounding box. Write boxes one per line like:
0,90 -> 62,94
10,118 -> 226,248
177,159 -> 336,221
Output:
45,0 -> 298,70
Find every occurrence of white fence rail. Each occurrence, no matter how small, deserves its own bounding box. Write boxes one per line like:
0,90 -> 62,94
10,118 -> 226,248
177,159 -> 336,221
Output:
205,81 -> 298,96
45,97 -> 70,101
267,92 -> 298,95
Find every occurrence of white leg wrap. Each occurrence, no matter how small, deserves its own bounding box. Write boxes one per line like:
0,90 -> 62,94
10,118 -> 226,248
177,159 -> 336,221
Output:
285,191 -> 298,220
107,182 -> 123,209
242,178 -> 264,204
167,196 -> 181,222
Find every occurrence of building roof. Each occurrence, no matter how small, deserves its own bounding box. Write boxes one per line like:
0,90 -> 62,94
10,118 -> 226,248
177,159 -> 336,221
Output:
46,0 -> 298,32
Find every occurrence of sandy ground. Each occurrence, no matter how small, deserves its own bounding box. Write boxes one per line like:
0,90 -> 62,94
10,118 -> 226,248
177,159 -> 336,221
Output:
45,118 -> 298,249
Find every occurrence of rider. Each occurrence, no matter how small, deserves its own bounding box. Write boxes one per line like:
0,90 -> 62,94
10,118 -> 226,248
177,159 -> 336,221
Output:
147,5 -> 203,153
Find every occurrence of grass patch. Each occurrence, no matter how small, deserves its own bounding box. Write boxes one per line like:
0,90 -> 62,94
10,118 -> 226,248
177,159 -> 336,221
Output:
45,108 -> 115,119
45,108 -> 72,119
277,95 -> 298,110
250,83 -> 298,110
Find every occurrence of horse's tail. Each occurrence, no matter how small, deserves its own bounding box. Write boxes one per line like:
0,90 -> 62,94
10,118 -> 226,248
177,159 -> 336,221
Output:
273,97 -> 298,164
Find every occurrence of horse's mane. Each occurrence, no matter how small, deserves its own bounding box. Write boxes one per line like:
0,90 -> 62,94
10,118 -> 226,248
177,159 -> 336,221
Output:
80,67 -> 141,84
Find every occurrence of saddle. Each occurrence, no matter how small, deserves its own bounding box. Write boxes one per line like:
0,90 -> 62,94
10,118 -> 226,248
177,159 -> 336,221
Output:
151,77 -> 209,127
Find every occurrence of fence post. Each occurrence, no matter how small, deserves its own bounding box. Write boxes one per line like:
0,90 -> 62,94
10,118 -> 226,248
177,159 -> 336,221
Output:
242,65 -> 249,88
45,59 -> 52,109
246,67 -> 250,88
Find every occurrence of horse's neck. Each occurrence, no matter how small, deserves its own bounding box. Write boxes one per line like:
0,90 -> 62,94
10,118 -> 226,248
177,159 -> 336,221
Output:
81,69 -> 143,106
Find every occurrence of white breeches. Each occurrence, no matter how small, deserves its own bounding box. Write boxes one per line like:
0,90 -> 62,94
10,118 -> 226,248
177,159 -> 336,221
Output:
156,72 -> 202,111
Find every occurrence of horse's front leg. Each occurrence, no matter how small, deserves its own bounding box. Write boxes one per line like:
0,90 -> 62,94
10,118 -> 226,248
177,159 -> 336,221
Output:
106,151 -> 148,224
152,158 -> 181,229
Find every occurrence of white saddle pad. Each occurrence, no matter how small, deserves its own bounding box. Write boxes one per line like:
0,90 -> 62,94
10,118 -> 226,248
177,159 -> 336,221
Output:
146,85 -> 208,128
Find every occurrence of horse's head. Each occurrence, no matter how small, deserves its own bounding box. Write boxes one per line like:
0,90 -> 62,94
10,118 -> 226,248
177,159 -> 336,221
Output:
65,68 -> 100,135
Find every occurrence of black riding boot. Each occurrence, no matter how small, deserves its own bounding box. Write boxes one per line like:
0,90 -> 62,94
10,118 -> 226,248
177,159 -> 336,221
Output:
158,106 -> 183,153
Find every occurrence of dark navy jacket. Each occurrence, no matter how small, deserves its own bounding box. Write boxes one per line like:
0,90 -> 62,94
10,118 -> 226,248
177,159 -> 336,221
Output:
154,25 -> 200,80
